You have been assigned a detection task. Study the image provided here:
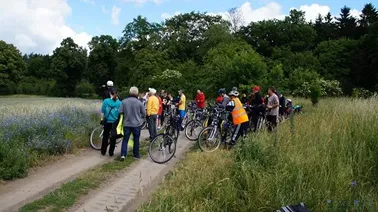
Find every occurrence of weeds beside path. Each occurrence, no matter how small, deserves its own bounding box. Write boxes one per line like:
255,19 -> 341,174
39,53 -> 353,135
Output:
140,98 -> 378,212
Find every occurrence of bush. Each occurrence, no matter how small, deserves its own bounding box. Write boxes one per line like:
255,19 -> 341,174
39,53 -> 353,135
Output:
309,82 -> 321,105
352,88 -> 374,99
75,80 -> 96,98
0,141 -> 29,180
16,77 -> 55,96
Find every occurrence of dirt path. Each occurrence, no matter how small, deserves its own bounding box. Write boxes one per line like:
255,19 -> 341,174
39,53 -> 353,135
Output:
69,134 -> 193,212
0,131 -> 149,212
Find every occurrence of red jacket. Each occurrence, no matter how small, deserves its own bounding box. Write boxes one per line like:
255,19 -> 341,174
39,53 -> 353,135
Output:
195,92 -> 206,109
158,96 -> 163,115
216,96 -> 223,104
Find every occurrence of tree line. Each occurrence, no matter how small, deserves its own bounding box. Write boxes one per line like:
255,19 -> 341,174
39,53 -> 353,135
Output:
0,3 -> 377,99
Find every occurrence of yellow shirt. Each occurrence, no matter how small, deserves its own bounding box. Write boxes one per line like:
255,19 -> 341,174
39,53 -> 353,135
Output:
147,95 -> 159,116
179,94 -> 186,110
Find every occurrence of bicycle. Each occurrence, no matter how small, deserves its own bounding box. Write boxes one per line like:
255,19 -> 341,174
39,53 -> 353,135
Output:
245,104 -> 267,132
184,107 -> 209,141
197,105 -> 234,152
148,104 -> 180,164
90,126 -> 122,150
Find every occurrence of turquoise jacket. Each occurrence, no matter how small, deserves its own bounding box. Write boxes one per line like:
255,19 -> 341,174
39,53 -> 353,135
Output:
102,98 -> 121,123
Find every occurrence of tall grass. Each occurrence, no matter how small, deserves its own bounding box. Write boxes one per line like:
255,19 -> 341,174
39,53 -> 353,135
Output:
0,97 -> 101,180
140,97 -> 378,211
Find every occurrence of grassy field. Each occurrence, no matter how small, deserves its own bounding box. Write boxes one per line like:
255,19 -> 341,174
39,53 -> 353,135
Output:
140,97 -> 378,212
0,97 -> 101,180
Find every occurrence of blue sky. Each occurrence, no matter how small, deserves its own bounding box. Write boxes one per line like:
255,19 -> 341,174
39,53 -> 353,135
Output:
0,0 -> 373,54
68,0 -> 368,39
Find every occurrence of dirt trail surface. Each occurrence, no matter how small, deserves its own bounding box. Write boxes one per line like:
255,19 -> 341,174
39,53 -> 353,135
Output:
69,134 -> 193,212
0,131 -> 149,212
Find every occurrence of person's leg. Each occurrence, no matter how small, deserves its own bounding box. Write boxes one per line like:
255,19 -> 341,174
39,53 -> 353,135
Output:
121,127 -> 132,157
150,115 -> 157,139
101,123 -> 111,155
272,115 -> 278,130
178,110 -> 186,130
131,126 -> 141,158
108,123 -> 117,156
252,110 -> 259,132
231,124 -> 242,145
266,115 -> 273,132
147,116 -> 154,140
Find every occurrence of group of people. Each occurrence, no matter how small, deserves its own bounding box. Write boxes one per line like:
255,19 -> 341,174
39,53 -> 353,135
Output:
100,80 -> 289,160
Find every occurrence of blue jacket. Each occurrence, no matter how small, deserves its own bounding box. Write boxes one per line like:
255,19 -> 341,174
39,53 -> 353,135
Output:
102,98 -> 121,123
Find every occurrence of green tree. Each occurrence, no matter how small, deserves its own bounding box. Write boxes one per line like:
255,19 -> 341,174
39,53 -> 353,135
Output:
51,38 -> 87,97
86,35 -> 119,92
358,3 -> 378,36
313,12 -> 338,43
314,38 -> 360,93
0,40 -> 27,94
336,6 -> 358,38
23,54 -> 52,79
203,41 -> 267,95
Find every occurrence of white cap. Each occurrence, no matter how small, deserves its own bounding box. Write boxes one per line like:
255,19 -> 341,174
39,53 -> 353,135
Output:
287,99 -> 292,102
149,88 -> 157,95
106,81 -> 114,87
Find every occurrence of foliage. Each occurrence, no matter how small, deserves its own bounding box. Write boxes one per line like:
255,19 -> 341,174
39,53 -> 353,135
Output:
75,80 -> 96,98
16,77 -> 55,95
293,78 -> 343,98
309,82 -> 321,105
352,88 -> 375,98
0,40 -> 27,94
140,97 -> 378,211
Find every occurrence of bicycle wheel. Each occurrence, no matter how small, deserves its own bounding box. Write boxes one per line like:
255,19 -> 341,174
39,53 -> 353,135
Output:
90,126 -> 103,150
184,120 -> 203,141
149,134 -> 177,164
197,127 -> 221,152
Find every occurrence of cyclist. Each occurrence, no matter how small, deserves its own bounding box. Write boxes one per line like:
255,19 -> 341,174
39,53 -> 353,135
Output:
177,90 -> 186,131
226,90 -> 249,146
100,89 -> 121,156
266,87 -> 280,132
195,89 -> 206,109
103,80 -> 114,100
217,88 -> 230,108
250,86 -> 263,132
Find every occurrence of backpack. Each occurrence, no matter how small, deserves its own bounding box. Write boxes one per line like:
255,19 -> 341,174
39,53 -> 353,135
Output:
275,202 -> 311,212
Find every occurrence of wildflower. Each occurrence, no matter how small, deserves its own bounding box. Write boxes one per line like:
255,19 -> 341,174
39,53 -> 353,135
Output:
351,181 -> 357,186
326,200 -> 332,204
354,200 -> 360,206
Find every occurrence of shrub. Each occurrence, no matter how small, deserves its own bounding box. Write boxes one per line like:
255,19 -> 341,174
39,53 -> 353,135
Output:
75,80 -> 96,98
352,88 -> 374,99
0,141 -> 29,180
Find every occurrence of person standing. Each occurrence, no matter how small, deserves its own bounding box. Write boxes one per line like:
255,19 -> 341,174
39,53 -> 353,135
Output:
147,88 -> 159,140
266,87 -> 280,132
177,90 -> 186,131
118,87 -> 145,160
195,89 -> 206,109
100,89 -> 121,156
250,86 -> 263,132
103,80 -> 114,100
226,90 -> 249,146
157,93 -> 163,130
217,88 -> 230,108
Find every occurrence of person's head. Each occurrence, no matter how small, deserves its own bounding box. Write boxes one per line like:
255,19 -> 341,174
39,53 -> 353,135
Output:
110,88 -> 118,101
268,87 -> 276,96
232,87 -> 238,92
106,80 -> 114,88
218,88 -> 226,96
178,90 -> 183,96
252,86 -> 260,94
242,93 -> 247,97
228,90 -> 239,99
129,86 -> 139,97
197,89 -> 201,94
149,88 -> 157,96
168,93 -> 172,98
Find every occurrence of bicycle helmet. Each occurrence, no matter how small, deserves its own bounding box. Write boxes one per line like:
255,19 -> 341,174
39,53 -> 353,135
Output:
287,99 -> 292,102
218,88 -> 226,95
106,80 -> 114,87
228,90 -> 239,97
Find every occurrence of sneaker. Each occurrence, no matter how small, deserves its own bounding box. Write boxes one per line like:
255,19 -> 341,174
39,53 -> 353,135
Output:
120,156 -> 125,161
109,153 -> 114,157
133,157 -> 140,160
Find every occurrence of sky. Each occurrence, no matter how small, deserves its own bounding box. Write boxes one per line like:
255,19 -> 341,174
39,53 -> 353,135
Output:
0,0 -> 372,55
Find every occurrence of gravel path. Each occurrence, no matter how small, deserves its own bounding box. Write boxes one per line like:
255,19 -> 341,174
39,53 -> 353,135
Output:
0,131 -> 150,212
69,134 -> 193,212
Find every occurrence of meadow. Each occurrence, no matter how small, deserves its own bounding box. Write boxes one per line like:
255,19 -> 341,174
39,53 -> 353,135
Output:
0,97 -> 101,180
140,97 -> 378,212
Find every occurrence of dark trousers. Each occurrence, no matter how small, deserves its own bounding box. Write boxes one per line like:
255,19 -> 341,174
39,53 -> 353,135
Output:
251,110 -> 259,132
266,115 -> 277,132
121,126 -> 141,158
101,123 -> 116,156
231,122 -> 249,144
147,115 -> 157,140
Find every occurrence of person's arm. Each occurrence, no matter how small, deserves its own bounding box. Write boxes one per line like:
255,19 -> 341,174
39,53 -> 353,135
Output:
101,101 -> 106,120
178,96 -> 183,106
199,94 -> 205,103
268,96 -> 280,109
140,102 -> 146,118
226,100 -> 235,112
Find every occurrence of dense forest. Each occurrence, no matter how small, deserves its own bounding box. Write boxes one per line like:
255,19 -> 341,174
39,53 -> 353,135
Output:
0,3 -> 377,99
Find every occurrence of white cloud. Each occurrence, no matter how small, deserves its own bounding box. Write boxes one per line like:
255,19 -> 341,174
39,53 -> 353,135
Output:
0,0 -> 91,54
161,11 -> 182,20
291,4 -> 330,22
111,5 -> 122,25
350,9 -> 362,19
122,0 -> 164,6
81,0 -> 95,5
